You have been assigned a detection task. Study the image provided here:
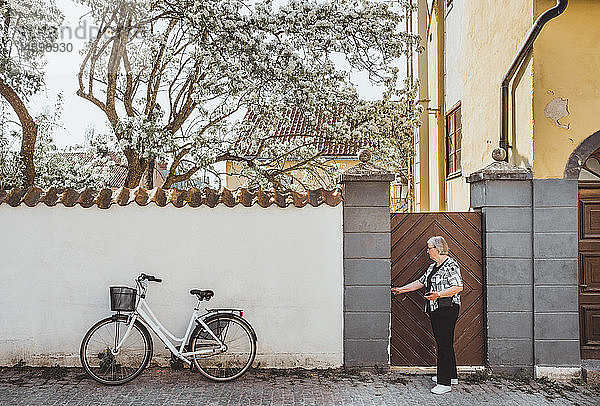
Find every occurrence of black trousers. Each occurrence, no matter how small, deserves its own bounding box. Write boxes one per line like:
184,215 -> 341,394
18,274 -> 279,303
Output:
428,305 -> 459,386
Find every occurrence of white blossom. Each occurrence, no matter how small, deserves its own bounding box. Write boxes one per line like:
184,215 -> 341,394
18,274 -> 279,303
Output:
72,0 -> 420,190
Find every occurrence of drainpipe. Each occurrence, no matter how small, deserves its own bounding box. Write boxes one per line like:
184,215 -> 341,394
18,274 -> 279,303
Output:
496,0 -> 568,162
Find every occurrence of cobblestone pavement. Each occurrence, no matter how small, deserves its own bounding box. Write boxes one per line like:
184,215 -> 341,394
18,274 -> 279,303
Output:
1,367 -> 599,406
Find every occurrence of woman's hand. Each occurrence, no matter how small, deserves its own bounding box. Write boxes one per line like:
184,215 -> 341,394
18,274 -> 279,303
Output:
424,291 -> 440,301
391,280 -> 425,295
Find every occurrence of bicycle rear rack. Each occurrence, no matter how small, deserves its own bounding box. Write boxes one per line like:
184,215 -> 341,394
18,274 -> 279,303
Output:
206,308 -> 244,317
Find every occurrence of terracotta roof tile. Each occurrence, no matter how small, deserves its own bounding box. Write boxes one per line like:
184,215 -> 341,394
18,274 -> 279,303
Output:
205,188 -> 220,208
133,187 -> 149,206
23,187 -> 43,207
60,189 -> 80,207
221,188 -> 236,207
7,189 -> 27,207
293,191 -> 308,207
115,188 -> 131,206
187,188 -> 203,208
169,189 -> 187,208
257,189 -> 271,208
150,187 -> 168,206
0,187 -> 342,209
273,190 -> 287,208
96,189 -> 113,209
41,187 -> 60,206
79,188 -> 97,208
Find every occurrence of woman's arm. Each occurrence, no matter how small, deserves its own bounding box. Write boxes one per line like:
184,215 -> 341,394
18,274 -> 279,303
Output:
440,286 -> 463,297
392,280 -> 425,295
424,285 -> 463,300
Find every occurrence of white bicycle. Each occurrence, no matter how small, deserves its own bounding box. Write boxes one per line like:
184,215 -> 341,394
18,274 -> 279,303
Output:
80,273 -> 257,385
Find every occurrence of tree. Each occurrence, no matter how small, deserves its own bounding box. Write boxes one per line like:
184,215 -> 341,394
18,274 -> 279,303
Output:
77,0 -> 420,190
0,0 -> 63,187
32,95 -> 119,189
0,95 -> 117,190
0,99 -> 22,189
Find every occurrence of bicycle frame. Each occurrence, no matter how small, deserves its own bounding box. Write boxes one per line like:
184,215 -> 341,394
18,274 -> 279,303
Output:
114,293 -> 226,365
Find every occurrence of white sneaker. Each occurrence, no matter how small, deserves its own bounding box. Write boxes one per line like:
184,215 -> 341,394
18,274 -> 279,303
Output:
432,376 -> 459,385
431,384 -> 452,394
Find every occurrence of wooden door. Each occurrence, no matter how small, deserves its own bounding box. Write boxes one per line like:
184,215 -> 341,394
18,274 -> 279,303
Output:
578,182 -> 600,359
390,212 -> 484,366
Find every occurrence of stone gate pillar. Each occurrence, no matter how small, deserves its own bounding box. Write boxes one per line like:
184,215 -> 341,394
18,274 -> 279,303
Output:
340,150 -> 395,367
468,160 -> 534,373
468,156 -> 580,377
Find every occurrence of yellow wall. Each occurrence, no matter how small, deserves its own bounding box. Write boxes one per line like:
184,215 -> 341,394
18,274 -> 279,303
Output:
422,1 -> 534,211
461,1 -> 534,177
532,0 -> 600,178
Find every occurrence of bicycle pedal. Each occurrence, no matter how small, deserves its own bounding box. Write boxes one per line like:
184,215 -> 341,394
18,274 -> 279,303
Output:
169,352 -> 185,370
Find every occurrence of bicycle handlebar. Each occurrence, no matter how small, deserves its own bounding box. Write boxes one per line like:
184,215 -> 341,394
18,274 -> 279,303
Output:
139,273 -> 162,283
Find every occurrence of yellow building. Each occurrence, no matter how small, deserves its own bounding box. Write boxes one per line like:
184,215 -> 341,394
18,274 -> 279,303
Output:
415,0 -> 600,368
224,148 -> 360,191
415,0 -> 600,210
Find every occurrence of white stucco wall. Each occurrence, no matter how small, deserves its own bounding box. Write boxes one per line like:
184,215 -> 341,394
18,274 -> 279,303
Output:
0,204 -> 343,368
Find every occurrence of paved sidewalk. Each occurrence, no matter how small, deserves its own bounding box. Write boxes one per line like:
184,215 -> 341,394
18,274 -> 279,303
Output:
1,366 -> 598,405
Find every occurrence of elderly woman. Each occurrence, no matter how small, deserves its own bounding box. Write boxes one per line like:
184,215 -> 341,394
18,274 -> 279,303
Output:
391,236 -> 463,395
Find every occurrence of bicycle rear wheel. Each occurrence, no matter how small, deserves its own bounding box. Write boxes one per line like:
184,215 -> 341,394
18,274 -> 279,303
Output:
191,314 -> 256,381
80,315 -> 152,385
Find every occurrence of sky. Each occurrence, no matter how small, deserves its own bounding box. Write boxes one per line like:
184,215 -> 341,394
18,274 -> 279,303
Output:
32,0 -> 108,147
31,0 -> 406,148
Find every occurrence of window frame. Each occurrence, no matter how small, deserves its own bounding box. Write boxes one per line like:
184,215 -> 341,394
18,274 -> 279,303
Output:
445,102 -> 462,180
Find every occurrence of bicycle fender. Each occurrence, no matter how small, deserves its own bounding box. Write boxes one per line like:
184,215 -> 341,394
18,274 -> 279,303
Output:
190,313 -> 257,344
109,313 -> 138,324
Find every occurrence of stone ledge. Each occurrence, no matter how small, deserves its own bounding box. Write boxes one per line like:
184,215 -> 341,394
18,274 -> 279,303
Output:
339,172 -> 396,183
467,161 -> 533,183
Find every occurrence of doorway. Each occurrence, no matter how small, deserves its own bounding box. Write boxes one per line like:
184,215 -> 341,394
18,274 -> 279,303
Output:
578,181 -> 600,359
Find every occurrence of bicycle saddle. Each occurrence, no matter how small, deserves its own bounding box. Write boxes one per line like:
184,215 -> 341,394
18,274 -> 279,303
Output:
190,289 -> 214,301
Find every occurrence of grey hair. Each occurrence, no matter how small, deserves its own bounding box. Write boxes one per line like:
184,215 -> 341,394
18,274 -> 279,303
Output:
427,236 -> 449,255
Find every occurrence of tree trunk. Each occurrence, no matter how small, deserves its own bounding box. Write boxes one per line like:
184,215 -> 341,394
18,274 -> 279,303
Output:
162,174 -> 174,189
144,157 -> 155,189
123,148 -> 144,188
0,77 -> 38,187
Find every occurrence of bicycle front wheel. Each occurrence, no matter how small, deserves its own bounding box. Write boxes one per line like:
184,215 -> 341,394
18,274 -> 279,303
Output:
80,315 -> 153,385
191,314 -> 256,381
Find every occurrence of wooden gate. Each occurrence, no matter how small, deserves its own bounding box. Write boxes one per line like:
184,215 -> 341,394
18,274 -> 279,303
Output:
391,212 -> 485,366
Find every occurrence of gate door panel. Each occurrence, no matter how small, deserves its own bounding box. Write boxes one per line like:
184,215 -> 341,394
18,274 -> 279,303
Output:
578,183 -> 600,359
391,212 -> 485,366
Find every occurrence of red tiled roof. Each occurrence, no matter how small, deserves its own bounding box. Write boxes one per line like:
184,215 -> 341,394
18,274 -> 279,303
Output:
243,107 -> 375,157
0,186 -> 342,209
